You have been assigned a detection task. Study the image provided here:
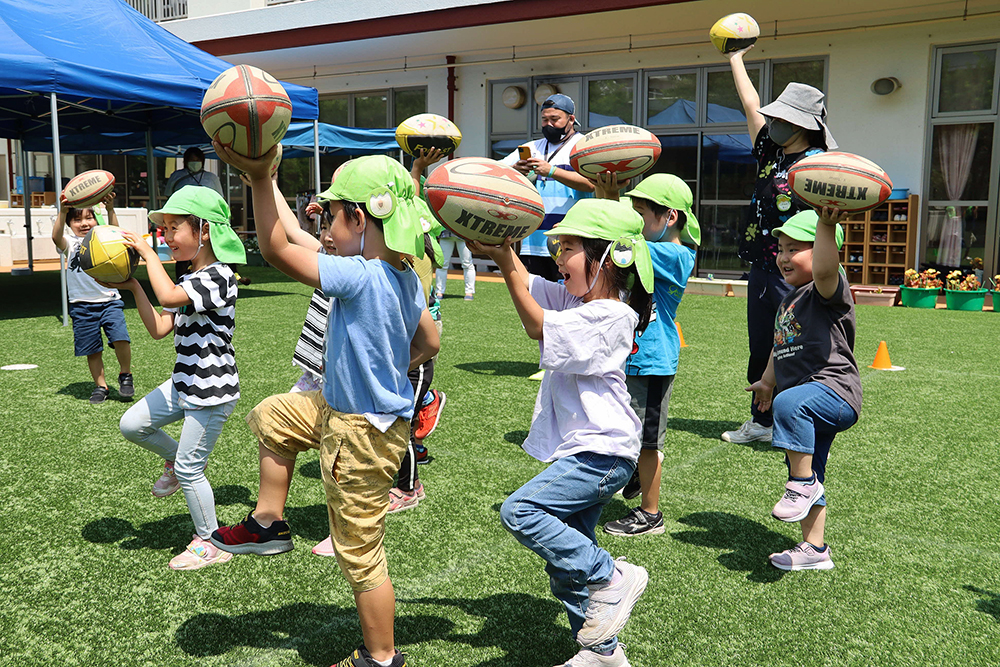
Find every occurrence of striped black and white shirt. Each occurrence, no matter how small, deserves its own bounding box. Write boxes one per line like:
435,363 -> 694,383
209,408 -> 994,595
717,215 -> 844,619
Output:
168,262 -> 239,407
292,288 -> 332,379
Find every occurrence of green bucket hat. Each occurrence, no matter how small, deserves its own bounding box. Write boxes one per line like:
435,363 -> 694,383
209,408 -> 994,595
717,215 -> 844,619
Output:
414,197 -> 444,267
149,186 -> 246,264
773,209 -> 845,249
544,199 -> 653,293
625,174 -> 701,246
317,155 -> 425,259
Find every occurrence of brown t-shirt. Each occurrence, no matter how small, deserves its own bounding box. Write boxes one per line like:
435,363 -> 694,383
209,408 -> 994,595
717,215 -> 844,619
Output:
773,274 -> 862,416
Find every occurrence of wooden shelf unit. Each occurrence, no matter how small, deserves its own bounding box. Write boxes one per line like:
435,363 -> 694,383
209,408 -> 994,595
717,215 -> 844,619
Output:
840,194 -> 918,286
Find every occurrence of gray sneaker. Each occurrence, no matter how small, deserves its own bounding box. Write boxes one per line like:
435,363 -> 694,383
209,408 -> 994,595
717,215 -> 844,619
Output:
555,645 -> 631,667
576,559 -> 648,647
603,508 -> 665,536
721,419 -> 772,443
769,542 -> 834,571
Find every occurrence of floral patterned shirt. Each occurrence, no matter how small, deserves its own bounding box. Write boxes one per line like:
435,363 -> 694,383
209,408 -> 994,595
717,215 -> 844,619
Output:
739,128 -> 824,271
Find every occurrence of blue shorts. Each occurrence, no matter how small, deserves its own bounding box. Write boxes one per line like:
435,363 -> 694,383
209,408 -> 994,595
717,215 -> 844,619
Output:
70,300 -> 130,356
771,382 -> 857,505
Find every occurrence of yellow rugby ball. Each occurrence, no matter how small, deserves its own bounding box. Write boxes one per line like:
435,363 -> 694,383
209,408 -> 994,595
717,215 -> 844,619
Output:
79,226 -> 140,283
395,113 -> 462,157
710,13 -> 760,54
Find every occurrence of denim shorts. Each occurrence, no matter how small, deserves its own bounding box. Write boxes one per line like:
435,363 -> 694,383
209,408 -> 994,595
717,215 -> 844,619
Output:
70,300 -> 130,356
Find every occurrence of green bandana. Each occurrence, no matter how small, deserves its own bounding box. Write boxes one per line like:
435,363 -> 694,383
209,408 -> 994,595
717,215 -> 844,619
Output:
773,209 -> 845,249
149,186 -> 246,264
317,155 -> 425,259
543,199 -> 653,293
625,174 -> 701,246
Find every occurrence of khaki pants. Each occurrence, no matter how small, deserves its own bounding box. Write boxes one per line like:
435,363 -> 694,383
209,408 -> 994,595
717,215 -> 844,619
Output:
246,391 -> 408,591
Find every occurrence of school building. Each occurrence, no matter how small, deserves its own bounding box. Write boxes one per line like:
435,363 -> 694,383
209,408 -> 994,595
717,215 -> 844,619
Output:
8,0 -> 1000,281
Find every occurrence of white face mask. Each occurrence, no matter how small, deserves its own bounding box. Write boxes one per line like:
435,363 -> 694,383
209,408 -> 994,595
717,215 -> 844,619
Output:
187,161 -> 203,173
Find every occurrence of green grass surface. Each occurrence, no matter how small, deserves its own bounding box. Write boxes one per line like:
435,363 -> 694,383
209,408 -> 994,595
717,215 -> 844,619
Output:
1,267 -> 999,666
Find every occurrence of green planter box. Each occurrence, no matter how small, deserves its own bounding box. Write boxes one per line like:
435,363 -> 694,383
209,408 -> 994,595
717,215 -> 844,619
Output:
944,289 -> 987,311
245,252 -> 268,267
899,286 -> 939,309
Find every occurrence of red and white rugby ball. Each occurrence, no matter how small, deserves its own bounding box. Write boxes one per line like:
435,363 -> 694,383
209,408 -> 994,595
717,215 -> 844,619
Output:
62,170 -> 115,208
423,158 -> 545,244
570,125 -> 662,181
788,152 -> 893,213
201,64 -> 292,159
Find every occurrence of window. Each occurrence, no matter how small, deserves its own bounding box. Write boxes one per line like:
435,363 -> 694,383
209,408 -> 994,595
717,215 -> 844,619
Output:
588,77 -> 635,127
937,48 -> 996,114
647,72 -> 698,126
319,88 -> 427,128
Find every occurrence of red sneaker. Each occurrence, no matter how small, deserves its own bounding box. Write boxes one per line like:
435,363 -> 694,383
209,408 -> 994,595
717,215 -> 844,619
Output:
414,390 -> 446,440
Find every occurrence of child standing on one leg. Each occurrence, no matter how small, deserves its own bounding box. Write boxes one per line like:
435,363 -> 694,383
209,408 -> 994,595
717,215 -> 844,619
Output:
594,174 -> 699,537
214,146 -> 438,667
473,199 -> 654,667
50,193 -> 134,404
114,186 -> 246,570
747,207 -> 861,571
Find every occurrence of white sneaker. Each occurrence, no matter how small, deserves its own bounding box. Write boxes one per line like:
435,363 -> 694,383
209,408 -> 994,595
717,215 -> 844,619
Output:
721,420 -> 772,443
555,645 -> 631,667
577,559 -> 648,647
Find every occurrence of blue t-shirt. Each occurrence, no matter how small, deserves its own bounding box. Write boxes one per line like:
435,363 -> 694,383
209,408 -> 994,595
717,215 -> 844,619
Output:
625,243 -> 696,377
318,255 -> 426,420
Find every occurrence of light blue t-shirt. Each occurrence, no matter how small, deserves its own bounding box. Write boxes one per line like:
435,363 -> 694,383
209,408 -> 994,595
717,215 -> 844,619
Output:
625,243 -> 696,377
318,255 -> 426,420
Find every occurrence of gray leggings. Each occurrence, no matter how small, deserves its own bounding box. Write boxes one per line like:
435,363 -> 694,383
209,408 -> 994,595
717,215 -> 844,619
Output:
120,379 -> 236,539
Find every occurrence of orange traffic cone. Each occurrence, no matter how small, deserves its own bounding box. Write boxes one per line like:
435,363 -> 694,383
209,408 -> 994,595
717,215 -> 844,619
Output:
676,321 -> 688,348
869,340 -> 904,371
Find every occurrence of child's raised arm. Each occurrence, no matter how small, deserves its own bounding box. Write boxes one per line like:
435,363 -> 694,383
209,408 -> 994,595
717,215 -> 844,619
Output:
215,142 -> 321,289
469,238 -> 544,340
814,206 -> 849,300
103,192 -> 119,227
241,172 -> 322,252
727,45 -> 765,143
117,276 -> 176,339
119,230 -> 192,309
410,148 -> 444,193
51,206 -> 68,253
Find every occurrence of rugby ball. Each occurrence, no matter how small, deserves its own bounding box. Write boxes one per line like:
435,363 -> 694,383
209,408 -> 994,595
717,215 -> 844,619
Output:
201,64 -> 292,158
709,13 -> 760,54
423,158 -> 544,244
787,152 -> 893,213
395,113 -> 463,157
270,142 -> 283,177
570,125 -> 662,181
63,170 -> 115,208
79,225 -> 140,283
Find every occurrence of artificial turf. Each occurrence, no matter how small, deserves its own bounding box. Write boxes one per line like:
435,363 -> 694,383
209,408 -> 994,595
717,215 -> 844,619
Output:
0,266 -> 998,666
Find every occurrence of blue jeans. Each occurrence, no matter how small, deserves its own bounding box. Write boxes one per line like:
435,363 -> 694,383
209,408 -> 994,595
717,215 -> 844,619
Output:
772,382 -> 858,506
500,452 -> 635,653
120,379 -> 236,538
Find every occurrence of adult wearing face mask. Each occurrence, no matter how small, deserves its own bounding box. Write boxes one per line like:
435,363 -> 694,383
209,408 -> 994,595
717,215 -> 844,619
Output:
164,147 -> 227,279
500,94 -> 594,281
722,45 -> 837,445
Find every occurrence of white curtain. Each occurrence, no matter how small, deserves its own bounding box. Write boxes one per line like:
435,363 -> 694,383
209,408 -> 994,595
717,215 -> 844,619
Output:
936,124 -> 979,266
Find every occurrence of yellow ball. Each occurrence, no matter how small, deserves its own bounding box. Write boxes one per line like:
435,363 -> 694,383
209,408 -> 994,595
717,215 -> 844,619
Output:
79,226 -> 139,283
709,13 -> 760,54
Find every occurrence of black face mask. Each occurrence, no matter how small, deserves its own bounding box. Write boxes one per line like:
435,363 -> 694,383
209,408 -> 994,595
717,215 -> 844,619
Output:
542,123 -> 569,144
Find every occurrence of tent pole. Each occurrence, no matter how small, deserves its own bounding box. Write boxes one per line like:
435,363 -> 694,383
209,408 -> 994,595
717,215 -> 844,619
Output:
146,129 -> 159,217
51,93 -> 68,326
313,120 -> 321,195
11,137 -> 33,277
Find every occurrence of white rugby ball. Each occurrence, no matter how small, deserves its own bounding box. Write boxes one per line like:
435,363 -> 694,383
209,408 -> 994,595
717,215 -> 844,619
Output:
787,152 -> 893,213
423,158 -> 544,244
63,170 -> 115,208
396,113 -> 463,157
570,125 -> 662,181
201,64 -> 292,158
710,13 -> 760,54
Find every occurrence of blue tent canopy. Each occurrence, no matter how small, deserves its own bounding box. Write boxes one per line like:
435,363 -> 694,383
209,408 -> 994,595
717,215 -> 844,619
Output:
0,0 -> 318,145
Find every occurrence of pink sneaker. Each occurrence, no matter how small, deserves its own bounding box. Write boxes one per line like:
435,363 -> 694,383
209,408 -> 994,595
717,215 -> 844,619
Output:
152,460 -> 179,498
169,535 -> 234,570
771,478 -> 824,522
769,542 -> 834,571
312,535 -> 335,557
387,482 -> 422,513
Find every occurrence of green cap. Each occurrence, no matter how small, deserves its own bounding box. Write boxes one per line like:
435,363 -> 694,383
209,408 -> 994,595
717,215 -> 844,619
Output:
624,174 -> 701,246
317,155 -> 424,259
773,209 -> 845,249
149,186 -> 246,264
544,199 -> 653,293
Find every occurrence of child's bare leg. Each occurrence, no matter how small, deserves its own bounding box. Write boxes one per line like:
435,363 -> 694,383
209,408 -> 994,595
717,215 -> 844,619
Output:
786,451 -> 814,479
253,442 -> 295,525
637,449 -> 662,515
112,341 -> 132,375
86,351 -> 107,387
355,578 -> 396,662
801,504 -> 826,546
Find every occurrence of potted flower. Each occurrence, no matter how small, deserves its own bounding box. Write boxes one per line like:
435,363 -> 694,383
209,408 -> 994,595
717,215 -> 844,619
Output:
944,270 -> 986,311
900,268 -> 942,308
243,235 -> 267,267
990,274 -> 1000,313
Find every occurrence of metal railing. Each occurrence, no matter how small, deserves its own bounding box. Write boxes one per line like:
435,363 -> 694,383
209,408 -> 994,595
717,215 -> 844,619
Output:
126,0 -> 187,22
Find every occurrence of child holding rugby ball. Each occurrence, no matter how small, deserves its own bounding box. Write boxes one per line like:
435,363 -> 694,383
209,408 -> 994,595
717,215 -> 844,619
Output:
472,199 -> 653,667
747,207 -> 861,571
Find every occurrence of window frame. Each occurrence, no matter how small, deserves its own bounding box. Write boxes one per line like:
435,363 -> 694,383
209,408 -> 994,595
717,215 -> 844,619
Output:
931,43 -> 999,119
318,86 -> 428,128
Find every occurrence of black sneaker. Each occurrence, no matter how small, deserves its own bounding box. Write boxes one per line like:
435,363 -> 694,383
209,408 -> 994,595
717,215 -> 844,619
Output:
118,373 -> 135,399
211,512 -> 293,555
89,386 -> 110,404
337,645 -> 407,667
603,507 -> 665,536
621,469 -> 641,500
